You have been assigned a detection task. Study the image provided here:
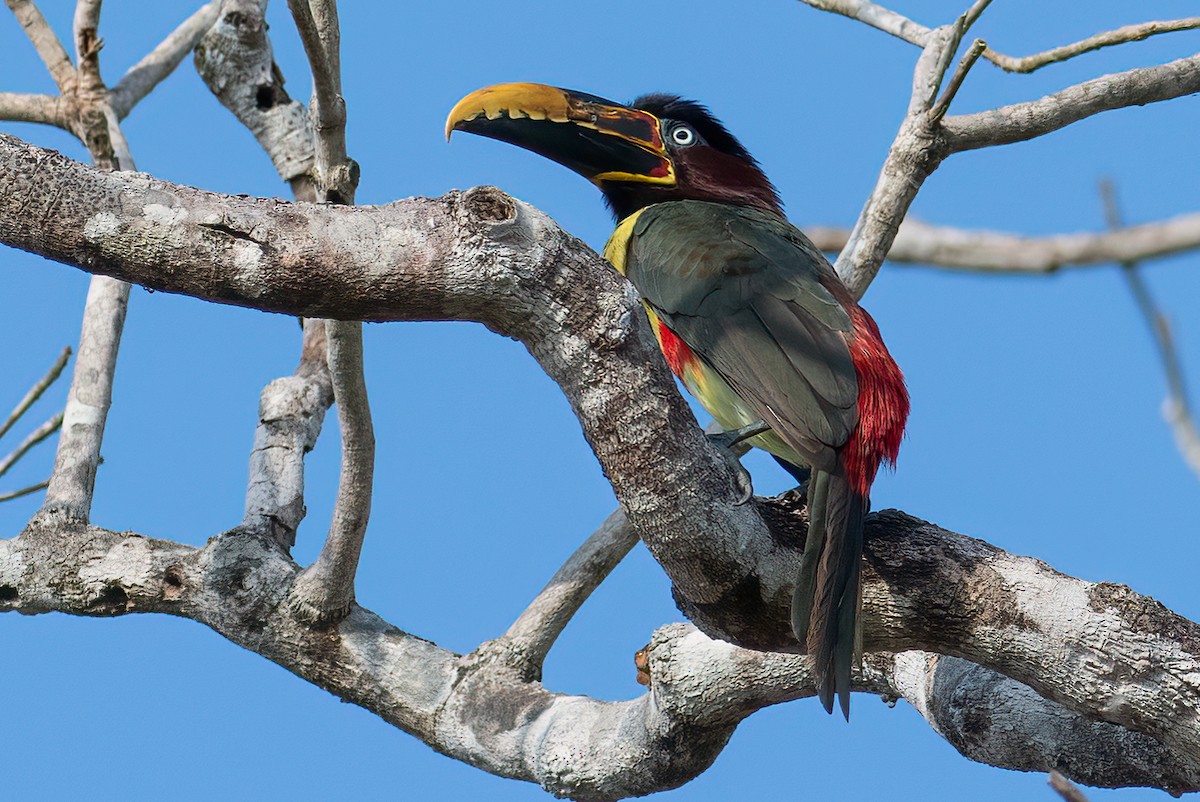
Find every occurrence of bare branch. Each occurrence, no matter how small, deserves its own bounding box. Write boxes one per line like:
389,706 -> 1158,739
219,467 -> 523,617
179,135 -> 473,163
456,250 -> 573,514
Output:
40,276 -> 129,523
72,0 -> 105,100
278,0 -> 372,625
4,502 -> 1199,798
797,0 -> 930,47
943,52 -> 1200,152
1050,770 -> 1093,802
930,38 -> 986,122
0,480 -> 48,503
286,318 -> 374,624
0,92 -> 67,127
4,0 -> 76,93
1101,180 -> 1200,480
498,509 -> 638,679
988,18 -> 1200,74
192,0 -> 314,182
798,1 -> 1200,79
243,318 -> 333,548
286,0 -> 354,201
0,412 -> 62,479
805,212 -> 1200,274
0,346 -> 69,442
834,21 -> 961,295
109,2 -> 221,119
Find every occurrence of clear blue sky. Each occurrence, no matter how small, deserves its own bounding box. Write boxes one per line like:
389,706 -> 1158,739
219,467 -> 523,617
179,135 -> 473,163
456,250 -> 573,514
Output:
1,2 -> 1198,799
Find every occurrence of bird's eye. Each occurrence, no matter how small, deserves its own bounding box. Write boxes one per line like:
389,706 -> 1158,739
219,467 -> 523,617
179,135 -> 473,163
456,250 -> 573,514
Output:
669,124 -> 697,147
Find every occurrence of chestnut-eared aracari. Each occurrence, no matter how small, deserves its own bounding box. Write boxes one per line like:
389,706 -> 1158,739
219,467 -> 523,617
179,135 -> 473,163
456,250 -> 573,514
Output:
446,83 -> 908,718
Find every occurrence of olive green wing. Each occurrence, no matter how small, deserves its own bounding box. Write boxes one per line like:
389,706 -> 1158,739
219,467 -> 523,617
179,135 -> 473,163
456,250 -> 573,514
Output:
625,200 -> 858,471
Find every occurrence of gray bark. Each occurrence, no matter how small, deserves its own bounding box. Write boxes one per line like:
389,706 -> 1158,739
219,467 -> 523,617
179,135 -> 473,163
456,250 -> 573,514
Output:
1,133 -> 1199,797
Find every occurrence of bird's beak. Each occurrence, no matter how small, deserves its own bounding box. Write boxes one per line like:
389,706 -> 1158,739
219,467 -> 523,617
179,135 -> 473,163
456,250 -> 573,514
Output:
445,82 -> 675,186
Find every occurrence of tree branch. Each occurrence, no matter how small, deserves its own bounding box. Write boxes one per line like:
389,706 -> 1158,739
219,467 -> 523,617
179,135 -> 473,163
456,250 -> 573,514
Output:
242,318 -> 333,547
0,92 -> 67,127
32,1 -> 133,525
72,0 -> 105,100
796,0 -> 1200,77
0,346 -> 69,442
2,500 -> 1197,799
0,480 -> 48,503
942,52 -> 1200,153
988,18 -> 1200,74
797,0 -> 929,47
279,0 -> 373,625
1101,180 -> 1200,480
497,509 -> 638,680
109,2 -> 221,119
804,212 -> 1200,274
193,0 -> 315,184
4,0 -> 76,94
0,412 -> 62,479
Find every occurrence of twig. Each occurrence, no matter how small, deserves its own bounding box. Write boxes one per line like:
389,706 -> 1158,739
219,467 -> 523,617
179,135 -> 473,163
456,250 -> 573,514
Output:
0,480 -> 49,503
988,18 -> 1200,74
1100,180 -> 1200,480
0,346 -> 70,442
0,92 -> 66,127
1049,770 -> 1092,802
498,509 -> 638,679
109,2 -> 221,119
930,38 -> 987,122
0,412 -> 64,479
4,0 -> 76,93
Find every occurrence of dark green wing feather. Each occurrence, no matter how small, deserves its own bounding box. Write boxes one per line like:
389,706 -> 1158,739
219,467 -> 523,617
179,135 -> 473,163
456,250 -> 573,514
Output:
625,200 -> 858,470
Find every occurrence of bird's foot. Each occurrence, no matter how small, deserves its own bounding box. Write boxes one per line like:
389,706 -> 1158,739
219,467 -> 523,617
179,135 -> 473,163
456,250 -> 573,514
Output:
706,421 -> 771,505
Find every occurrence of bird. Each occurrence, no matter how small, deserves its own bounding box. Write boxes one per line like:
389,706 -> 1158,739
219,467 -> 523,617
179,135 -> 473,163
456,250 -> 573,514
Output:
446,83 -> 908,718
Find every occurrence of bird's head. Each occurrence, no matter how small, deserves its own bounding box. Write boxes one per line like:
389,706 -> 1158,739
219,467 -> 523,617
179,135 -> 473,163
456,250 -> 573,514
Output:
446,82 -> 781,220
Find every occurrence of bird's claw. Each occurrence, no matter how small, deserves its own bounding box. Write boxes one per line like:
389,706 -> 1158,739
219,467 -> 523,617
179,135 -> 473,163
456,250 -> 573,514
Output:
706,421 -> 771,505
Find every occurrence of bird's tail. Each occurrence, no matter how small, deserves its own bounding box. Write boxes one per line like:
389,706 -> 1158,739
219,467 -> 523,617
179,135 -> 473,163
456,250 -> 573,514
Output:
791,468 -> 866,719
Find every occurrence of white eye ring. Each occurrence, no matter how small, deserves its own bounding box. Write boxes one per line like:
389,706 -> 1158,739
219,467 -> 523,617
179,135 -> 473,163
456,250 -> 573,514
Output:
670,125 -> 696,146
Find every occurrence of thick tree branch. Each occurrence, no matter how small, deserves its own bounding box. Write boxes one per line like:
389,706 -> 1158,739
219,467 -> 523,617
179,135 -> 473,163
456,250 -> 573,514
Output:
109,2 -> 220,119
804,212 -> 1200,274
3,140 -> 1199,749
0,132 -> 779,648
2,500 -> 1197,799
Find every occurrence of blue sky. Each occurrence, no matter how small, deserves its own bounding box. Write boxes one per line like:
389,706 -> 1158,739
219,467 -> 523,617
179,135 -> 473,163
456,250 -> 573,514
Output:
1,1 -> 1198,799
